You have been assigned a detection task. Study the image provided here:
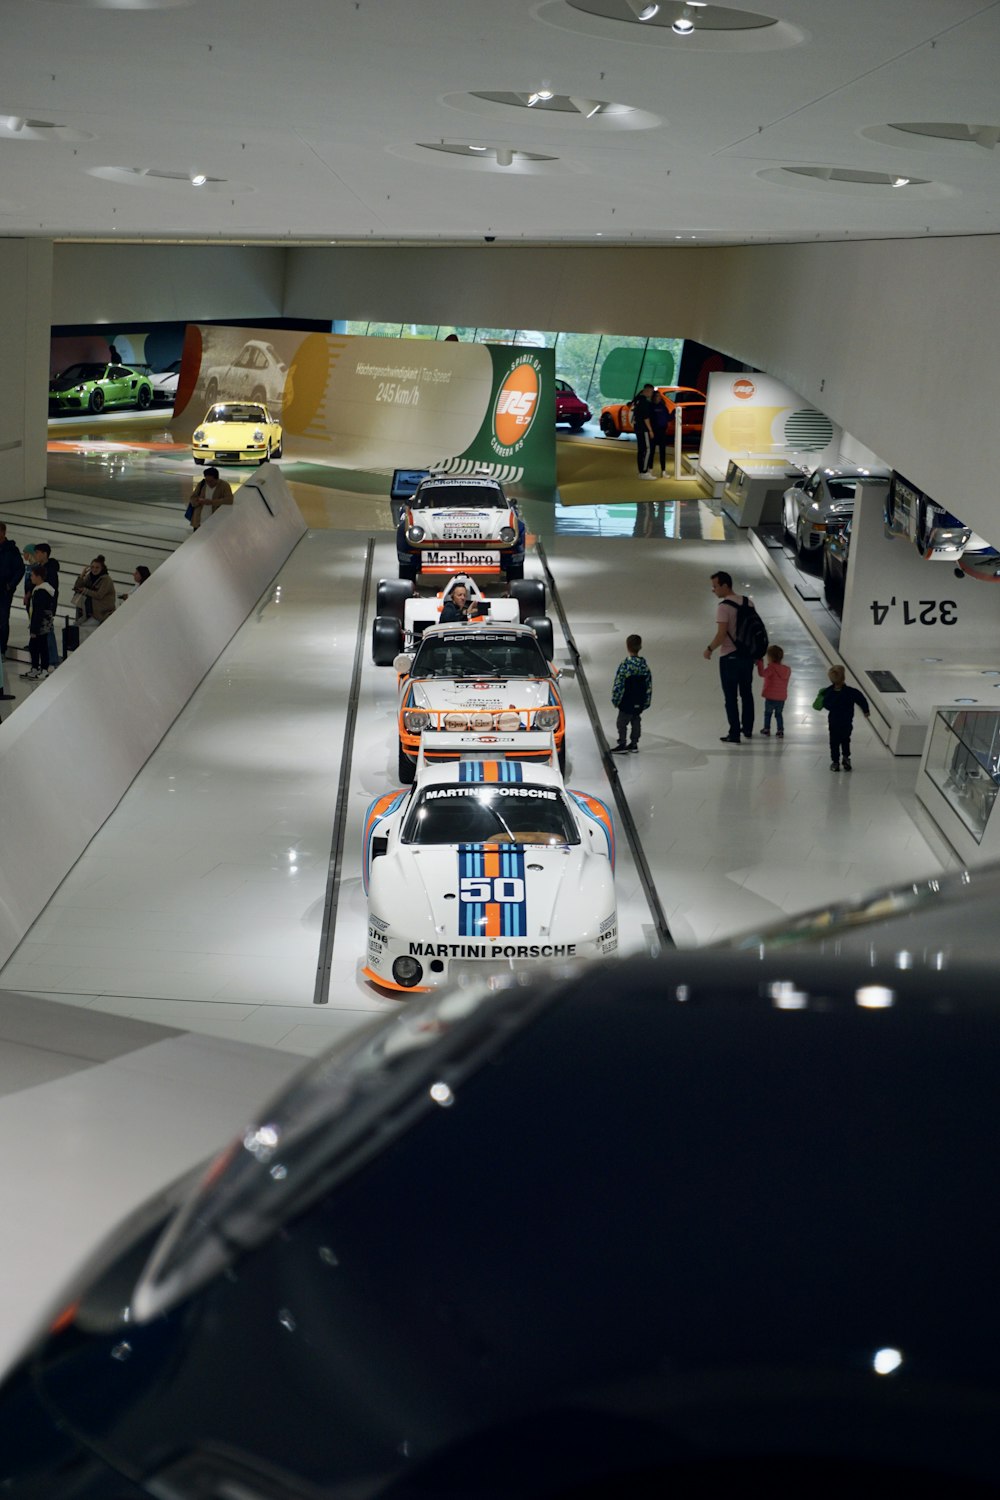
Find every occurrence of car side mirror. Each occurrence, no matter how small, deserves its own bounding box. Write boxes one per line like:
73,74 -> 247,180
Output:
371,836 -> 388,861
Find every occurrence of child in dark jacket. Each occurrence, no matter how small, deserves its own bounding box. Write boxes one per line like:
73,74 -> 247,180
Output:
757,644 -> 791,736
816,664 -> 870,771
24,566 -> 55,680
610,633 -> 653,753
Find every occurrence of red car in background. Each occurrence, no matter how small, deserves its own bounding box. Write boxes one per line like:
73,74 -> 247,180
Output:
555,378 -> 592,431
599,385 -> 706,446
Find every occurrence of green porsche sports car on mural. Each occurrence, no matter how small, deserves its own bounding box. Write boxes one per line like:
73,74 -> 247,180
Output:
48,361 -> 154,415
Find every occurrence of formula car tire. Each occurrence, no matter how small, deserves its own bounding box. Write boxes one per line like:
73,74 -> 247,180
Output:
511,579 -> 545,623
376,579 -> 413,622
372,616 -> 404,666
524,614 -> 553,660
398,742 -> 416,785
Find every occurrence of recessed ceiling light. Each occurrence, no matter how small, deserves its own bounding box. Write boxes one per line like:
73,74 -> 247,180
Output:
892,176 -> 910,187
469,144 -> 487,151
191,173 -> 207,187
672,14 -> 695,33
627,0 -> 659,16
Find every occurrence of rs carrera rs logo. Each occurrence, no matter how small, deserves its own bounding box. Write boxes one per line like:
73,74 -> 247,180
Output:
492,354 -> 541,458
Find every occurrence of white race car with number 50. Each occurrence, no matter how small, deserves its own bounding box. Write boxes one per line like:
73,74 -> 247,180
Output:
362,734 -> 617,995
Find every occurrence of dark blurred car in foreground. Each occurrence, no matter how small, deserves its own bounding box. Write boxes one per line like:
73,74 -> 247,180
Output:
5,862 -> 1000,1498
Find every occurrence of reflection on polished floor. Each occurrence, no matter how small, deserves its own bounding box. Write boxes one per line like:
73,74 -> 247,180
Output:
0,440 -> 953,1058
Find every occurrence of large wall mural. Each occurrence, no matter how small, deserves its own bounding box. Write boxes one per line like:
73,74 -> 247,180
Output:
171,325 -> 556,490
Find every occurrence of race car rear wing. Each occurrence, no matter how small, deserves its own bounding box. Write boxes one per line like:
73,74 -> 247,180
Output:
417,730 -> 557,774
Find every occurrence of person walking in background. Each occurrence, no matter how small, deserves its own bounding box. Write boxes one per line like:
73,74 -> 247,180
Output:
757,644 -> 791,737
610,633 -> 652,754
649,390 -> 671,478
816,664 -> 870,771
73,555 -> 116,635
632,384 -> 656,480
704,570 -> 759,744
189,467 -> 235,530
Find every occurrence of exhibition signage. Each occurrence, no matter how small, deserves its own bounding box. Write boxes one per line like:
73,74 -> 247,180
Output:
840,485 -> 1000,657
700,370 -> 841,479
172,326 -> 555,490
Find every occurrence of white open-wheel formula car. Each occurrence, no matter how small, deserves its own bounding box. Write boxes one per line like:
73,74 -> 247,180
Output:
362,732 -> 617,995
372,573 -> 553,666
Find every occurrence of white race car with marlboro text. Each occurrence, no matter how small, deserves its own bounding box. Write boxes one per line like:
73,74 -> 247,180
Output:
393,621 -> 566,783
395,473 -> 527,582
372,573 -> 553,666
362,735 -> 617,994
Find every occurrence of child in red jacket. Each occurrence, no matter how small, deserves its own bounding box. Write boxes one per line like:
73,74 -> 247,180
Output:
757,644 -> 791,737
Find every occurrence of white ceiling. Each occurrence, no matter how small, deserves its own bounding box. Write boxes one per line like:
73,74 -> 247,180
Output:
2,0 -> 999,247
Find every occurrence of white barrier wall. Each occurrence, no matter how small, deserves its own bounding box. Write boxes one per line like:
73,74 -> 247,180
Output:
0,465 -> 306,967
839,487 -> 1000,754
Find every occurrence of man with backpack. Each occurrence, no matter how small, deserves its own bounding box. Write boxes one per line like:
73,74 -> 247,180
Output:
703,570 -> 768,744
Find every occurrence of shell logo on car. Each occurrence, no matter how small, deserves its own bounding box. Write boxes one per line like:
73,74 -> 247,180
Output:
732,378 -> 756,400
492,354 -> 542,458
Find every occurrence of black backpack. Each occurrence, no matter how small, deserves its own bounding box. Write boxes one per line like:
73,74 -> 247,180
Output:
725,595 -> 769,660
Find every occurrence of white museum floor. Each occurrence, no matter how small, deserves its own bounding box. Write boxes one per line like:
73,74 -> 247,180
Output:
0,520 -> 954,1057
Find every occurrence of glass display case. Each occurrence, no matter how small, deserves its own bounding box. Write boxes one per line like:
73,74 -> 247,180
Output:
924,708 -> 1000,843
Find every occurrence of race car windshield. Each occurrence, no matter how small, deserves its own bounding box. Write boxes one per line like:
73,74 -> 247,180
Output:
411,634 -> 549,678
827,477 -> 889,502
413,483 -> 505,509
401,785 -> 579,846
207,404 -> 267,424
53,363 -> 107,384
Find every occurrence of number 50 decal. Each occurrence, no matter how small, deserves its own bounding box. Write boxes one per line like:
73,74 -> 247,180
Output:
460,876 -> 525,903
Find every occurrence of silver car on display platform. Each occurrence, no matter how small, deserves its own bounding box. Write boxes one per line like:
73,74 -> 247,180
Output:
782,465 -> 890,563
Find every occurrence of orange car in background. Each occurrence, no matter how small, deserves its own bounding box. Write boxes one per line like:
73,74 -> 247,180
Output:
599,385 -> 706,446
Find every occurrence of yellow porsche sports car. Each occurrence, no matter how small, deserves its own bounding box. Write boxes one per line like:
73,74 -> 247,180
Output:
191,402 -> 283,466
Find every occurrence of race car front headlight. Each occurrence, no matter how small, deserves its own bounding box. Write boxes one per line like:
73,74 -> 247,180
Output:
535,708 -> 560,730
498,526 -> 517,545
444,712 -> 470,732
404,710 -> 431,733
497,711 -> 521,732
253,428 -> 265,441
393,955 -> 423,988
193,429 -> 205,441
406,525 -> 425,545
469,712 -> 492,731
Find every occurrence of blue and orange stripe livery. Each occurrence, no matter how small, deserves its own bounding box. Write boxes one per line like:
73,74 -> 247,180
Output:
362,790 -> 407,892
567,790 -> 615,870
458,844 -> 527,939
458,760 -> 524,784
